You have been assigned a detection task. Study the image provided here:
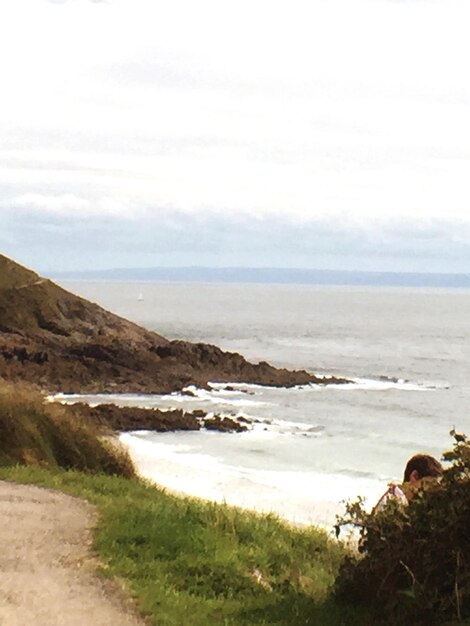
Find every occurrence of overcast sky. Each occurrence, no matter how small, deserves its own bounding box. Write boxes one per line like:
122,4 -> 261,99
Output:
1,0 -> 469,273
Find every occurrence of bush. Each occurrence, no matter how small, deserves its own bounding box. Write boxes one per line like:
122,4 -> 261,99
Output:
335,431 -> 470,626
0,381 -> 135,477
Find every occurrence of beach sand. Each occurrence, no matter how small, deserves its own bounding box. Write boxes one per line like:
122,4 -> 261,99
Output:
120,432 -> 343,528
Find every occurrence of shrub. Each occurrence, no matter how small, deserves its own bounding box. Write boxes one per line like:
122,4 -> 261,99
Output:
335,431 -> 470,626
0,381 -> 135,477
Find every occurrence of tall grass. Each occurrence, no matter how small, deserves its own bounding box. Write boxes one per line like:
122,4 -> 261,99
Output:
0,381 -> 134,477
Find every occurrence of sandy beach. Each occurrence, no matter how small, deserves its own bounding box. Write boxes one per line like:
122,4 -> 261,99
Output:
120,432 -> 343,528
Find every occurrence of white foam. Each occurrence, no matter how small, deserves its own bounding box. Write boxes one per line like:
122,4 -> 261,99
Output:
270,418 -> 324,432
242,418 -> 324,439
209,382 -> 270,391
157,386 -> 270,408
195,389 -> 270,407
49,392 -> 158,405
339,377 -> 431,392
209,379 -> 335,390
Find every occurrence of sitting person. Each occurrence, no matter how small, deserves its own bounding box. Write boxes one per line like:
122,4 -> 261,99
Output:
373,453 -> 443,514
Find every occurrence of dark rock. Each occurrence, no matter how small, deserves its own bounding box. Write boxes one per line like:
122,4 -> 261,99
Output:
70,403 -> 201,432
203,416 -> 248,433
64,403 -> 249,435
181,388 -> 196,397
237,416 -> 251,423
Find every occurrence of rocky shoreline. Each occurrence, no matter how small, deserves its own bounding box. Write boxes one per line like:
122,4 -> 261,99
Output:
0,254 -> 349,395
69,401 -> 249,434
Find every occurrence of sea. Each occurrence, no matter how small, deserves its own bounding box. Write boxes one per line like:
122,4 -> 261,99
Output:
54,280 -> 470,528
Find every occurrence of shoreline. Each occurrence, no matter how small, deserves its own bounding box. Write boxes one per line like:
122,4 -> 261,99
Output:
54,386 -> 390,529
119,432 -> 383,529
121,432 -> 341,528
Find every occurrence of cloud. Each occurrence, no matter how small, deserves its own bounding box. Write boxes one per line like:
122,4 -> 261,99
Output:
1,0 -> 470,271
6,193 -> 90,215
48,0 -> 109,4
3,207 -> 470,274
1,193 -> 132,218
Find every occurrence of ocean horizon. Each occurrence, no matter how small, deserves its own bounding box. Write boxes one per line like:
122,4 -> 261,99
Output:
49,266 -> 470,289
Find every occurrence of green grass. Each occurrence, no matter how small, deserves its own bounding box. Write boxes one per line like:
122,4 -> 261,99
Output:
0,465 -> 367,625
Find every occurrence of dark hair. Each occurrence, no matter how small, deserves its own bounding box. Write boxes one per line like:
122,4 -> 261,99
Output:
403,454 -> 443,482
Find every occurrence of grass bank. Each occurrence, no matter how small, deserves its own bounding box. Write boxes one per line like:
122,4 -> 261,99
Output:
0,466 -> 364,626
0,381 -> 134,476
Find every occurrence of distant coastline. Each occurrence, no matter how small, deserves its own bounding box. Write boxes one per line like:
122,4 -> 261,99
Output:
48,266 -> 470,289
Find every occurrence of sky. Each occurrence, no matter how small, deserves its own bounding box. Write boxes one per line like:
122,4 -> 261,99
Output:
1,0 -> 470,273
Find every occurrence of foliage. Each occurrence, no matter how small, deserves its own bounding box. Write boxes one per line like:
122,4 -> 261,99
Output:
0,381 -> 135,477
0,466 -> 352,626
335,430 -> 470,626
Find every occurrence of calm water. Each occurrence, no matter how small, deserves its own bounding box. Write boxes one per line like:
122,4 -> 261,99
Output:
57,281 -> 470,525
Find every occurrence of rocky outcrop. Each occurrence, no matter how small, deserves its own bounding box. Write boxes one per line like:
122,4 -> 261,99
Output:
0,254 -> 349,393
203,415 -> 247,433
68,402 -> 248,433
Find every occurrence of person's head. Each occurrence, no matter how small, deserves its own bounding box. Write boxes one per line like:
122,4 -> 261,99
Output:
403,454 -> 443,486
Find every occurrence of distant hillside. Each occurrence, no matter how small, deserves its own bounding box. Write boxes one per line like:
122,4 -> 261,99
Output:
0,255 -> 343,393
49,266 -> 470,288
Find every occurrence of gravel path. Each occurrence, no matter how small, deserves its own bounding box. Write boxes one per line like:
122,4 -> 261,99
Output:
0,481 -> 146,626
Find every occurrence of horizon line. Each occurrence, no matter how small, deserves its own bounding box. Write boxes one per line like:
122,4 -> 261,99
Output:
47,265 -> 470,277
46,266 -> 470,288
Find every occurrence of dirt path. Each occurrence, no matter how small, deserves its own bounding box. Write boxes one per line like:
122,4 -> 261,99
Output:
14,278 -> 48,290
0,481 -> 146,626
